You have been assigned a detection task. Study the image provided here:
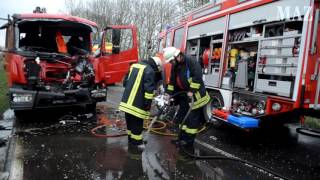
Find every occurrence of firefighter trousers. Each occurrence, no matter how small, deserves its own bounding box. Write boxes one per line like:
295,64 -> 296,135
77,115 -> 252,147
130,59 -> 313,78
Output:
125,113 -> 144,145
174,94 -> 202,145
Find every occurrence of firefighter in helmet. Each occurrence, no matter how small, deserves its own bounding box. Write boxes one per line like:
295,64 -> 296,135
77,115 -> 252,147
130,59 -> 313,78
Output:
119,57 -> 163,150
163,47 -> 210,148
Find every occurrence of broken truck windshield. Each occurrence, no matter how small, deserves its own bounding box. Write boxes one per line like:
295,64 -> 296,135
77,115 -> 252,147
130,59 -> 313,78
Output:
17,20 -> 93,56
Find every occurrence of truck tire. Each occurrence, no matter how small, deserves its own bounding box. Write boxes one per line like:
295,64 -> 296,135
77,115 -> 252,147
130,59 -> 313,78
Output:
204,91 -> 224,127
14,110 -> 30,120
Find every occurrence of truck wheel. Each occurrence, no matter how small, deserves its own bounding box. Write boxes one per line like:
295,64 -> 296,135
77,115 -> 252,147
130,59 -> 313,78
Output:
204,91 -> 224,127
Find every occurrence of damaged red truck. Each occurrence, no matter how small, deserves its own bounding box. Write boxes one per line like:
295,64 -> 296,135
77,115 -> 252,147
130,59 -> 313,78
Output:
1,12 -> 138,117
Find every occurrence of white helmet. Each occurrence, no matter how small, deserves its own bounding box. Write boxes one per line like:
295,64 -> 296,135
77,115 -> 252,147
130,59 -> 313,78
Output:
163,47 -> 181,63
151,56 -> 163,71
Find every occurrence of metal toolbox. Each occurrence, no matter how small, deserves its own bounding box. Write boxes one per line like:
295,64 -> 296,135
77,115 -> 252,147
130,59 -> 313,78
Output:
281,47 -> 294,56
258,66 -> 296,76
204,73 -> 219,87
265,58 -> 285,65
255,79 -> 292,97
265,57 -> 298,65
261,39 -> 281,47
282,38 -> 295,46
258,66 -> 285,74
286,67 -> 297,75
222,76 -> 233,89
283,30 -> 299,36
286,57 -> 298,65
261,49 -> 280,56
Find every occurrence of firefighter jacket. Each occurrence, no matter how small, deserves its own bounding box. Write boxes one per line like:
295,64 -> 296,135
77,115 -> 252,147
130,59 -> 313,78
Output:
119,61 -> 156,119
166,55 -> 210,110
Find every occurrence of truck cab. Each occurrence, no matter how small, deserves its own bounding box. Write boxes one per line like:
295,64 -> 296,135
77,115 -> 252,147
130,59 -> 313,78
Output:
1,12 -> 138,116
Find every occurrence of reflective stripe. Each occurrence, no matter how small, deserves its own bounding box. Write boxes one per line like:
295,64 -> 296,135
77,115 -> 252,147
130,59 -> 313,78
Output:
167,84 -> 174,91
192,92 -> 210,110
131,133 -> 143,140
188,78 -> 200,89
185,127 -> 198,134
180,124 -> 197,134
128,153 -> 141,160
127,130 -> 131,135
195,92 -> 201,101
120,102 -> 150,116
179,124 -> 187,130
144,92 -> 154,99
127,64 -> 146,105
119,102 -> 150,119
190,82 -> 200,89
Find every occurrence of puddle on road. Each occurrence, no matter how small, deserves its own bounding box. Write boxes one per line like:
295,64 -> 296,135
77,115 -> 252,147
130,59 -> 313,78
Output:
11,104 -> 272,180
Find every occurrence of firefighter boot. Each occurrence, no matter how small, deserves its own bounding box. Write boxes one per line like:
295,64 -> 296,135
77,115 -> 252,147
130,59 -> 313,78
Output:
171,131 -> 188,147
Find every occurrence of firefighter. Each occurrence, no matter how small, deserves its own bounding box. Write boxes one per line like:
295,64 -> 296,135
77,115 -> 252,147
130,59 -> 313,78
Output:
163,47 -> 210,148
119,57 -> 163,150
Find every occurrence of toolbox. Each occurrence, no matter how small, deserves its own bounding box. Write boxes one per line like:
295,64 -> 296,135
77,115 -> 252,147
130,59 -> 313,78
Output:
265,58 -> 285,65
261,39 -> 281,47
255,79 -> 292,97
261,49 -> 280,56
282,38 -> 296,46
227,115 -> 259,128
281,47 -> 294,56
265,57 -> 298,65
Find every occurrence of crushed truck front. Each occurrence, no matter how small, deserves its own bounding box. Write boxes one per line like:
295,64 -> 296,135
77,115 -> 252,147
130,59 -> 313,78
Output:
1,13 -> 106,114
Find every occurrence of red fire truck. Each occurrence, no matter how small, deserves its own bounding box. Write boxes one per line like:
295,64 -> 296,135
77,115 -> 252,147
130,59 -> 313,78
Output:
158,0 -> 320,129
1,11 -> 138,116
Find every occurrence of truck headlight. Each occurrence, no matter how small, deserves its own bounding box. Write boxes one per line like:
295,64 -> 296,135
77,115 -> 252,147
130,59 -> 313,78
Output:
272,103 -> 281,111
12,94 -> 33,103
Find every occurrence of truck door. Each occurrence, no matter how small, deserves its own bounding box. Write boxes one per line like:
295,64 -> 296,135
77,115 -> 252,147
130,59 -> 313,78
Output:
97,25 -> 138,85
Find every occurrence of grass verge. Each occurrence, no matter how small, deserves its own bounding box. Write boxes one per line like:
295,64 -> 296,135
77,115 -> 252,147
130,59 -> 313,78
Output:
0,58 -> 8,115
305,116 -> 320,130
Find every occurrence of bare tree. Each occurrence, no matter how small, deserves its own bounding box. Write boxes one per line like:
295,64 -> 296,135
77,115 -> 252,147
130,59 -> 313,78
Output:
65,0 -> 208,59
179,0 -> 211,13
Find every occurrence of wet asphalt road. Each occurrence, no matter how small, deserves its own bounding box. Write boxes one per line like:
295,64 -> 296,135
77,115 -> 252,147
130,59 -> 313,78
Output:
2,84 -> 320,180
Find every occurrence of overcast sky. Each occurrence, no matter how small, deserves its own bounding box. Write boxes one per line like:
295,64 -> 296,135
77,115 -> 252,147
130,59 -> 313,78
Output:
0,0 -> 69,47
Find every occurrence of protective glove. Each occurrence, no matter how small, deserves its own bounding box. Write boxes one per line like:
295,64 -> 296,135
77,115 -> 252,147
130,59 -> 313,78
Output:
144,100 -> 152,111
187,91 -> 193,97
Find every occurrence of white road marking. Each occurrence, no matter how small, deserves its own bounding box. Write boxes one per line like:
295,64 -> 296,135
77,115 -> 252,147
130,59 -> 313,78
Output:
9,138 -> 23,180
195,139 -> 238,159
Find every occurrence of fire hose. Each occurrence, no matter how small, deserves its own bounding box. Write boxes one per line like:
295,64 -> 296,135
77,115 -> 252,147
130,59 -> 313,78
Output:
90,91 -> 289,179
143,91 -> 290,180
170,91 -> 290,180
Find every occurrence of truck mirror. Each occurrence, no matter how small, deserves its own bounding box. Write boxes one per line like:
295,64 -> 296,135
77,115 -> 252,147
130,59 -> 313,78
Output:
112,29 -> 120,54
